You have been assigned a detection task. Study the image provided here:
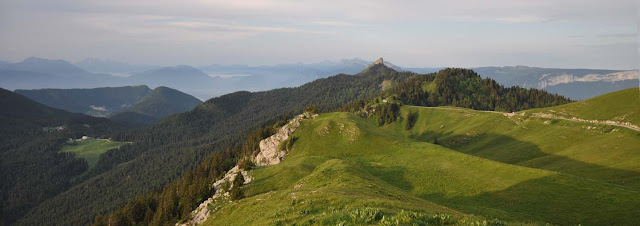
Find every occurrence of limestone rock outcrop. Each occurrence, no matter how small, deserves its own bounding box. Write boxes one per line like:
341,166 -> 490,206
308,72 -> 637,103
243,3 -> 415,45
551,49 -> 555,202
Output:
254,112 -> 317,166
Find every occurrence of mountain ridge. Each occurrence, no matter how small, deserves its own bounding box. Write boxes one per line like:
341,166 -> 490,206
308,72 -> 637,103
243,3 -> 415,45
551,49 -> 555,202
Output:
15,85 -> 152,116
109,86 -> 202,125
3,56 -> 635,100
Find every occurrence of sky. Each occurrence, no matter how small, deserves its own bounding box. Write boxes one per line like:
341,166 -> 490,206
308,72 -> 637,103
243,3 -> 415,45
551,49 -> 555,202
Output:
0,0 -> 637,69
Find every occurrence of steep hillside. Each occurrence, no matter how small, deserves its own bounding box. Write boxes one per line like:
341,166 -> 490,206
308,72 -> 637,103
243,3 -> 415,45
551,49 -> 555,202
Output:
109,86 -> 202,124
205,103 -> 640,225
0,88 -> 125,225
15,85 -> 152,116
107,111 -> 158,126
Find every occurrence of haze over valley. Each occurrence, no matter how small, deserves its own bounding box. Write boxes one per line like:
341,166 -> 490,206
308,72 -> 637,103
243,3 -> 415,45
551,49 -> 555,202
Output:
1,57 -> 637,100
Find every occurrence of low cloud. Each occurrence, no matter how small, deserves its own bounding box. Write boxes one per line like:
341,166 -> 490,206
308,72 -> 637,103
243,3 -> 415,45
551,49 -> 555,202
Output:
90,105 -> 108,111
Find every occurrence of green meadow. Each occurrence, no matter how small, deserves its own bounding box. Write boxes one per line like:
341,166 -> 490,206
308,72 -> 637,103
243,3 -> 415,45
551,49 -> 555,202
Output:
61,139 -> 129,169
205,89 -> 640,225
525,88 -> 640,126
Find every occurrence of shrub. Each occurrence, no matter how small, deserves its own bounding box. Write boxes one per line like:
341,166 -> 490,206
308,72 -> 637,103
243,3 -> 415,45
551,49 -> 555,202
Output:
220,178 -> 230,193
229,186 -> 244,200
374,103 -> 401,126
305,105 -> 319,114
230,172 -> 245,200
404,110 -> 418,130
349,208 -> 383,224
279,136 -> 298,152
238,157 -> 254,170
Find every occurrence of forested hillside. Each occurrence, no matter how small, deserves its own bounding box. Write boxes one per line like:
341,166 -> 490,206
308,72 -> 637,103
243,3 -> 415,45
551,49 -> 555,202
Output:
108,86 -> 202,125
386,68 -> 571,111
15,86 -> 152,116
0,88 -> 125,225
16,62 -> 416,225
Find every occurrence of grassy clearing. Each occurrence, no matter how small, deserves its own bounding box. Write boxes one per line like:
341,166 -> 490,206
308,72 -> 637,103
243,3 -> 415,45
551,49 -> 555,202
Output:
60,139 -> 129,168
207,110 -> 640,225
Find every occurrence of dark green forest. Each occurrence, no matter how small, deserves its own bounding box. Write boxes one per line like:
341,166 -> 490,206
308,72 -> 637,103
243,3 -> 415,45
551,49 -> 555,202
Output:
15,86 -> 152,115
0,88 -> 127,225
386,68 -> 571,112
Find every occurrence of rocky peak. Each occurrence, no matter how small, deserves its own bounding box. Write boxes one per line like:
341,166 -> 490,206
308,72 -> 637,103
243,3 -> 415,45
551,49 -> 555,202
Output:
373,57 -> 384,65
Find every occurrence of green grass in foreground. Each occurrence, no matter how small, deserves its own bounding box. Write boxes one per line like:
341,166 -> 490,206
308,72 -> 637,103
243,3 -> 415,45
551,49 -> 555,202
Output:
205,110 -> 640,225
60,139 -> 129,168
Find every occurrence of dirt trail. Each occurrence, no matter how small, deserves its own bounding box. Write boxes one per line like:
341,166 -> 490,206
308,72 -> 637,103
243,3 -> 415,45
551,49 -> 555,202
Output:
412,106 -> 640,132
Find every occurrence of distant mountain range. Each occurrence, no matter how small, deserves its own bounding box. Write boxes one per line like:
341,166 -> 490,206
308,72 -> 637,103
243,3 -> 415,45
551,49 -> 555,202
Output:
1,57 -> 637,100
74,58 -> 158,76
473,66 -> 639,100
15,85 -> 201,125
0,57 -> 128,91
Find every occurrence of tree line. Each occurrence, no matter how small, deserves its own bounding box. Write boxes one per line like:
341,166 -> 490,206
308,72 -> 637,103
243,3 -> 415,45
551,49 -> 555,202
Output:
386,68 -> 571,112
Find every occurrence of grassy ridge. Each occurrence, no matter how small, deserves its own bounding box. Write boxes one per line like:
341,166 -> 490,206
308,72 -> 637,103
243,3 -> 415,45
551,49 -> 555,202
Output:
61,139 -> 129,168
398,106 -> 640,189
206,110 -> 640,225
524,88 -> 640,126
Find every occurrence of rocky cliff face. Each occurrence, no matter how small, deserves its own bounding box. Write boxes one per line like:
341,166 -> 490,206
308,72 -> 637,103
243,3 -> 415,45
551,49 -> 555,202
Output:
254,112 -> 318,166
538,70 -> 639,88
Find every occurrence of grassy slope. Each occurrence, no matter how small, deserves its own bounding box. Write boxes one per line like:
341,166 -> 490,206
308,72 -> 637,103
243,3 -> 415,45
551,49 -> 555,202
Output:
207,110 -> 640,225
60,139 -> 128,168
524,87 -> 640,126
400,106 -> 640,189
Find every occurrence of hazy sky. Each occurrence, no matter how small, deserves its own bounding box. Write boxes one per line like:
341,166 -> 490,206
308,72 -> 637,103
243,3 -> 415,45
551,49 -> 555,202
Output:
1,0 -> 637,69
